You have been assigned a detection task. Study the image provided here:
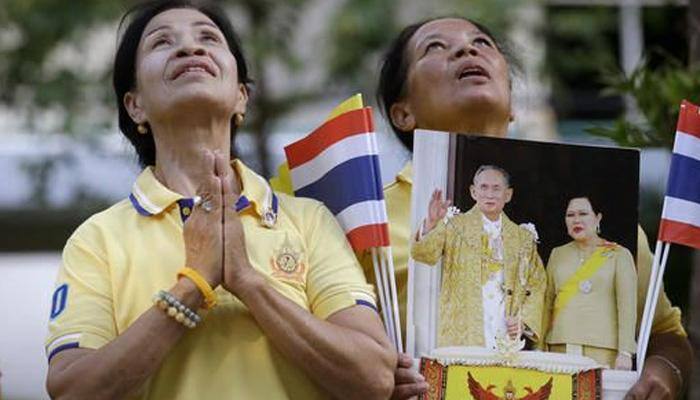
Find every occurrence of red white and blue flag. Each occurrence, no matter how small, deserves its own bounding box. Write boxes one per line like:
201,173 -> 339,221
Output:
658,100 -> 700,249
284,106 -> 390,252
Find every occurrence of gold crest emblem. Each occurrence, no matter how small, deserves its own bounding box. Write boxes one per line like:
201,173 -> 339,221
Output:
271,235 -> 305,282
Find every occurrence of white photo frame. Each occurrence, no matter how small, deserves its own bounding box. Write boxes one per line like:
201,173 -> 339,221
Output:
406,130 -> 644,398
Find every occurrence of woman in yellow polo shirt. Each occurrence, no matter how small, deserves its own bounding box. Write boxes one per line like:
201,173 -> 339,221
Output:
45,1 -> 395,399
376,16 -> 691,399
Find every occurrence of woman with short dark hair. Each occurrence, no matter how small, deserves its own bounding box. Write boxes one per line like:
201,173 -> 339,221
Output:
45,1 -> 395,398
374,16 -> 691,400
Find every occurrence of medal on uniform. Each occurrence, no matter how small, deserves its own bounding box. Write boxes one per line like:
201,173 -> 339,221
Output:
579,279 -> 592,294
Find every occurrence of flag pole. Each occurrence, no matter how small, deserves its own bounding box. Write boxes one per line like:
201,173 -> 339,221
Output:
372,247 -> 393,339
636,240 -> 663,372
384,246 -> 403,353
377,247 -> 398,349
637,240 -> 671,374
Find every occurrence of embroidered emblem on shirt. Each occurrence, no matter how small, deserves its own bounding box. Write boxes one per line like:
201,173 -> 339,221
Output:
270,235 -> 306,282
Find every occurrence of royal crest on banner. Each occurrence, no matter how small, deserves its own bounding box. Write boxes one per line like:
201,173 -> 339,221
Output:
419,357 -> 601,400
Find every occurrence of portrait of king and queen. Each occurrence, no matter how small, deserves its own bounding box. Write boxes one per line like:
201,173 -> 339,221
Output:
408,133 -> 640,371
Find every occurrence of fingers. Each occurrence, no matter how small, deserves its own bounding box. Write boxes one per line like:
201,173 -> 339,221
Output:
190,151 -> 222,219
214,151 -> 230,185
392,356 -> 428,400
625,380 -> 651,400
391,382 -> 428,400
648,384 -> 672,400
625,371 -> 673,400
213,151 -> 241,214
396,353 -> 414,369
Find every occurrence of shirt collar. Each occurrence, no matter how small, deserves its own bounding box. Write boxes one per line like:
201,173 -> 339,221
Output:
129,160 -> 278,225
233,159 -> 278,223
481,213 -> 502,236
129,167 -> 182,216
396,161 -> 413,185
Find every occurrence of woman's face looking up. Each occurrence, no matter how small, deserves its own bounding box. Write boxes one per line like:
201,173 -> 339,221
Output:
125,8 -> 247,126
390,18 -> 512,135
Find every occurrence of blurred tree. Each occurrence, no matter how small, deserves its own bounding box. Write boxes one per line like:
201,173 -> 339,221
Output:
1,0 -> 526,176
585,6 -> 699,398
586,56 -> 700,148
544,6 -> 621,119
233,0 -> 320,176
0,0 -> 122,133
0,0 -> 325,177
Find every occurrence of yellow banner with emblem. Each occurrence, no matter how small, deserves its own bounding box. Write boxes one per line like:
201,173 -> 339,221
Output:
420,358 -> 600,400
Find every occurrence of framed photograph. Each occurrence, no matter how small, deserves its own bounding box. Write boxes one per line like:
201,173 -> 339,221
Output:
407,131 -> 642,398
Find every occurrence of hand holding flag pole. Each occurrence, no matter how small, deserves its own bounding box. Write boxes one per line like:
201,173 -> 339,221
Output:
283,95 -> 403,352
637,100 -> 700,375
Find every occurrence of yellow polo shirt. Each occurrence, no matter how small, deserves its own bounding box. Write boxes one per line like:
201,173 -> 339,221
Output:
366,161 -> 685,342
46,160 -> 376,399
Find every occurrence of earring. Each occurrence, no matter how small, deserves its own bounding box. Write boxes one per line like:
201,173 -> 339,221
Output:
234,113 -> 244,127
596,224 -> 601,234
137,123 -> 148,135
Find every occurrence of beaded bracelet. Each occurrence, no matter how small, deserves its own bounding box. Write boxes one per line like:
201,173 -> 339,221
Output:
152,290 -> 201,329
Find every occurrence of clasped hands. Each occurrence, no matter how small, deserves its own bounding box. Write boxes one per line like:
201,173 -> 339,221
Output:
182,150 -> 256,297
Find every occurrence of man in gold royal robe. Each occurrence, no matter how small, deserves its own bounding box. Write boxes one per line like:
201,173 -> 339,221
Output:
411,165 -> 546,349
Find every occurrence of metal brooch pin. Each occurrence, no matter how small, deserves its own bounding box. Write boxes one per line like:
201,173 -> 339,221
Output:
579,280 -> 593,294
262,208 -> 277,228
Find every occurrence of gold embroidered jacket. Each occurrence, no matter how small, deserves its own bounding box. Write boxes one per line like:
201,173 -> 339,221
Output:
411,206 -> 546,348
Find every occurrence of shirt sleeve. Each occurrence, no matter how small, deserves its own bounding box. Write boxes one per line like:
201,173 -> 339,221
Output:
636,226 -> 686,337
542,247 -> 560,344
520,236 -> 547,345
410,219 -> 449,266
616,246 -> 638,354
304,203 -> 377,320
45,224 -> 117,362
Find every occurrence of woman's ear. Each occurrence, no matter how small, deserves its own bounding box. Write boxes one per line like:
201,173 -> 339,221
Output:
390,101 -> 416,132
233,83 -> 248,115
124,91 -> 147,125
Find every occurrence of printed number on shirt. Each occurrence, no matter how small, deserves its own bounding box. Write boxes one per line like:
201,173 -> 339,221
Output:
50,284 -> 69,319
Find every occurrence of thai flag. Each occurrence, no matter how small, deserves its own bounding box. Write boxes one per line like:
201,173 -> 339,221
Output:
658,100 -> 700,249
284,107 -> 390,252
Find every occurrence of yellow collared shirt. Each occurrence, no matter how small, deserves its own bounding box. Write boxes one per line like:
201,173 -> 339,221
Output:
46,160 -> 376,399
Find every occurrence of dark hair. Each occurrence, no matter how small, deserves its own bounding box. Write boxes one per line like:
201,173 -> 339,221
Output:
113,0 -> 253,167
566,194 -> 602,215
472,164 -> 511,188
376,16 -> 519,151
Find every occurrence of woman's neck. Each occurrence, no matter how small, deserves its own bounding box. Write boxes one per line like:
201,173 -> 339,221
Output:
574,236 -> 602,252
452,118 -> 509,138
150,118 -> 236,197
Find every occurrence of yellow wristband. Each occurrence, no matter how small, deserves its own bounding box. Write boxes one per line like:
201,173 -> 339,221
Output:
177,267 -> 217,309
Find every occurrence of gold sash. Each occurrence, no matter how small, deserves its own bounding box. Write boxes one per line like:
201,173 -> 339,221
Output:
552,246 -> 610,322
